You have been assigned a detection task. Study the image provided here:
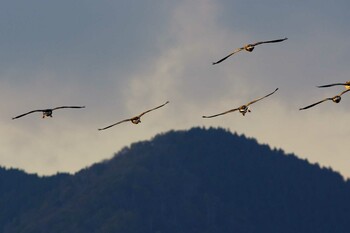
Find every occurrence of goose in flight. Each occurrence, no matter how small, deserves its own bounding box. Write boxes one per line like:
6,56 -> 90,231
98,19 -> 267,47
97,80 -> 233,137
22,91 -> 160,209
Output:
12,106 -> 85,120
317,81 -> 350,90
299,89 -> 350,110
202,88 -> 278,118
212,37 -> 288,65
98,101 -> 169,131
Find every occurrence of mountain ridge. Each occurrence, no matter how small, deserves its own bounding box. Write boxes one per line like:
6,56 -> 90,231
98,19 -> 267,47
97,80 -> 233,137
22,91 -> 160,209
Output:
1,127 -> 350,233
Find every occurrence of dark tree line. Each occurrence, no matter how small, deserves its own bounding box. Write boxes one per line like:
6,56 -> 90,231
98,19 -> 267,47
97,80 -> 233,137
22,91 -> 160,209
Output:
1,127 -> 350,233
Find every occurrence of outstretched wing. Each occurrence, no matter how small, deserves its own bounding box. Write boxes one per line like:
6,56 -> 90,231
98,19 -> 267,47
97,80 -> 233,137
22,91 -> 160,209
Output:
252,37 -> 288,46
12,110 -> 44,120
317,83 -> 348,88
138,101 -> 169,118
98,119 -> 131,131
299,98 -> 333,110
318,81 -> 350,88
202,108 -> 239,119
339,89 -> 350,96
52,106 -> 85,110
246,88 -> 279,106
212,47 -> 244,65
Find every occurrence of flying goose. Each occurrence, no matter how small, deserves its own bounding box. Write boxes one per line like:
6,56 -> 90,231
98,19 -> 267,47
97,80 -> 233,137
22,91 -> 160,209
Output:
299,89 -> 350,110
12,106 -> 85,120
98,101 -> 169,131
212,37 -> 288,65
202,88 -> 278,118
317,81 -> 350,90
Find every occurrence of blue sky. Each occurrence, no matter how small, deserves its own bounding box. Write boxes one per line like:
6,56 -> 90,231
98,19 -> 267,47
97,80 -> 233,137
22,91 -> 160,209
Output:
1,0 -> 350,177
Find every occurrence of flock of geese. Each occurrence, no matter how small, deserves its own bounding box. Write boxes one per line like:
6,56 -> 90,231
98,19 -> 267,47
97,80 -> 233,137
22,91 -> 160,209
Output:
11,38 -> 350,130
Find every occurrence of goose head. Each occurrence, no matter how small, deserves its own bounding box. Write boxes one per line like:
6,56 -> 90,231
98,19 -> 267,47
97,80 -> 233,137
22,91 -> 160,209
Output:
245,44 -> 255,52
42,110 -> 53,118
345,81 -> 350,90
332,96 -> 341,103
239,105 -> 250,116
131,117 -> 141,124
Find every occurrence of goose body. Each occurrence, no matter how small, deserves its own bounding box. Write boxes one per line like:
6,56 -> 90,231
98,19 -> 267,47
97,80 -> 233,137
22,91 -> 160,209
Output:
212,38 -> 288,65
202,88 -> 278,118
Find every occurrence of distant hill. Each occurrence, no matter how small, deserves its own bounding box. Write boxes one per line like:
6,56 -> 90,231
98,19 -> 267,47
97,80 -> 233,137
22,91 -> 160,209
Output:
1,127 -> 350,233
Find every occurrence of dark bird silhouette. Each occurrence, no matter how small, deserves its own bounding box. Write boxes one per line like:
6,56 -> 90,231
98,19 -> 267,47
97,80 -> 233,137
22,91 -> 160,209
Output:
317,81 -> 350,90
98,101 -> 169,131
212,37 -> 288,65
202,88 -> 278,118
299,89 -> 350,110
12,106 -> 85,120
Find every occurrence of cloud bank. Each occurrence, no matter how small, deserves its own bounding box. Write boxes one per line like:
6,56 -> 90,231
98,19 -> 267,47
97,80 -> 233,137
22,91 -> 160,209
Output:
1,0 -> 350,177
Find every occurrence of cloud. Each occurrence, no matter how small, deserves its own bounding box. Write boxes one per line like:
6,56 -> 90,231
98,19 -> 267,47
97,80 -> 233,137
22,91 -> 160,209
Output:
1,0 -> 350,177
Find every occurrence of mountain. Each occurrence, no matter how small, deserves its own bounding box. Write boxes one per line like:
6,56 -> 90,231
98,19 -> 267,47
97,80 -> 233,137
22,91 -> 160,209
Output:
1,127 -> 350,233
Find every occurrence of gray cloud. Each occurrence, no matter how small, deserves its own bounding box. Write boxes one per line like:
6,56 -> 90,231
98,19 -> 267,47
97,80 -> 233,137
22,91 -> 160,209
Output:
1,0 -> 350,177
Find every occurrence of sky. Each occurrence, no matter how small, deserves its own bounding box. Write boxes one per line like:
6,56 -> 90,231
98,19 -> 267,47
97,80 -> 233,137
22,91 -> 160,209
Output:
1,0 -> 350,178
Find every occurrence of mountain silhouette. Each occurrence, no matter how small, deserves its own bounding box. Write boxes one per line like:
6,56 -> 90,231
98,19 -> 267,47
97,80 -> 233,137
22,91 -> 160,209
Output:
1,127 -> 350,233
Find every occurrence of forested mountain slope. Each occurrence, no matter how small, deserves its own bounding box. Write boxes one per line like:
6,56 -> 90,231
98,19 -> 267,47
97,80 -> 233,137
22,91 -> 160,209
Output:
1,128 -> 349,233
